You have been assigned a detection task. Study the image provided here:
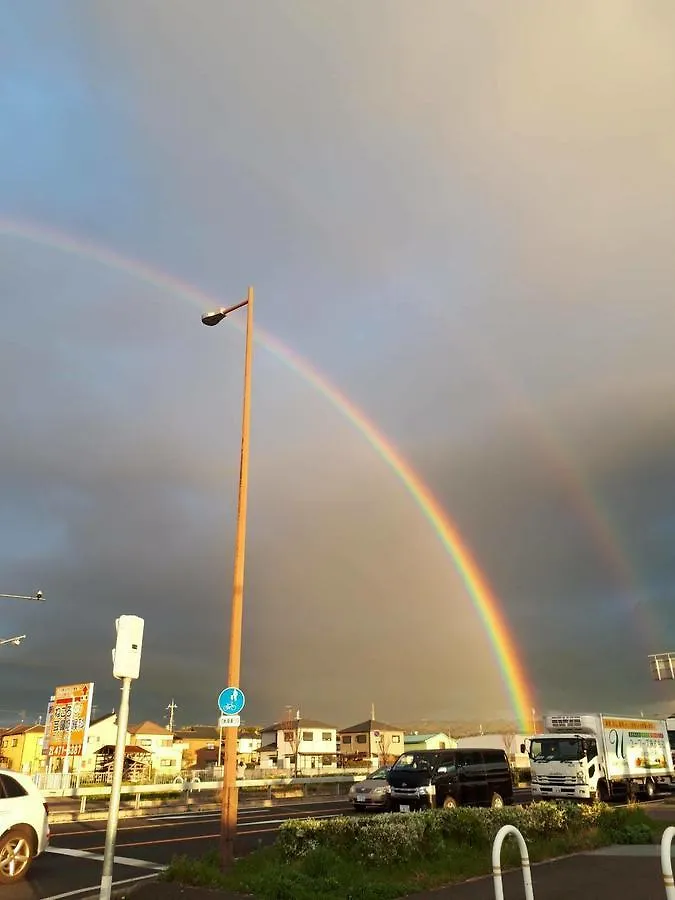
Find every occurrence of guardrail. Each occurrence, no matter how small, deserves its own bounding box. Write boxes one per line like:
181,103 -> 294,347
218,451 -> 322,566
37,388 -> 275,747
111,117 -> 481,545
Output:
39,774 -> 361,815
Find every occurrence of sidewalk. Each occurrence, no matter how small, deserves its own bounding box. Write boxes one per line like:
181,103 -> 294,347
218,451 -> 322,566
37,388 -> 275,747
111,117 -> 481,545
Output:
406,845 -> 669,899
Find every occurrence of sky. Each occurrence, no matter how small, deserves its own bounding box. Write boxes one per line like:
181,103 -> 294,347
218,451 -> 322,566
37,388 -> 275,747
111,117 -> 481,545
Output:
2,0 -> 675,731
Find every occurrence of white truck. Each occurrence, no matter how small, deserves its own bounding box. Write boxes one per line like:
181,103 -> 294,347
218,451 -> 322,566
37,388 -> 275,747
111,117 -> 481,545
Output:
524,713 -> 674,802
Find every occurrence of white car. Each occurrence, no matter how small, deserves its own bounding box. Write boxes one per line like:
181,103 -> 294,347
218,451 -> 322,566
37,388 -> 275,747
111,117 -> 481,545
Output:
0,770 -> 49,883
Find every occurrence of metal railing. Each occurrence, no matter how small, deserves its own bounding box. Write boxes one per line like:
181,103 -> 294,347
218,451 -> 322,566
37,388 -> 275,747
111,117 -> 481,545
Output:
492,825 -> 535,900
662,825 -> 675,899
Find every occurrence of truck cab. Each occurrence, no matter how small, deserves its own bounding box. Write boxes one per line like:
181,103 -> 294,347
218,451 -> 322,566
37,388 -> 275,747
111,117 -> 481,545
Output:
527,732 -> 599,801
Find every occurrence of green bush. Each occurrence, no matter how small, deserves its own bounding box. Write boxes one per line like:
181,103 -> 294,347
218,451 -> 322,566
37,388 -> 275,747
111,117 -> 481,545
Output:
276,801 -> 651,865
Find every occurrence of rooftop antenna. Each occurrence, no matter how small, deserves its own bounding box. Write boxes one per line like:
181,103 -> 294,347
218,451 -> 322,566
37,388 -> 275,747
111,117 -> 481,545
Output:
371,701 -> 375,721
166,699 -> 178,732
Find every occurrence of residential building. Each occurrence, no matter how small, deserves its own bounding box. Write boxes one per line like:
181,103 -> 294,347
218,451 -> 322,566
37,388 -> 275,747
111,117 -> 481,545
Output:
338,719 -> 404,766
74,713 -> 120,775
403,732 -> 456,752
238,728 -> 261,765
0,724 -> 45,774
174,725 -> 220,769
128,721 -> 185,777
259,718 -> 337,771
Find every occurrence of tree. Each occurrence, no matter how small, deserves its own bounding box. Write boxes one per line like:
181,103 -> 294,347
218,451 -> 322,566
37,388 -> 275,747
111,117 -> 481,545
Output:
502,731 -> 517,764
282,707 -> 301,777
375,732 -> 395,767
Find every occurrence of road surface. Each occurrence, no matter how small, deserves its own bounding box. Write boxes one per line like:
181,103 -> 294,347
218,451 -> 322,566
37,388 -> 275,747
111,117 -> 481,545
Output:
5,797 -> 351,900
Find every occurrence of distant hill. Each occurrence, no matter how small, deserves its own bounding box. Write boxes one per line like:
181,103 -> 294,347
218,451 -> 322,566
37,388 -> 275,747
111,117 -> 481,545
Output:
399,719 -> 521,738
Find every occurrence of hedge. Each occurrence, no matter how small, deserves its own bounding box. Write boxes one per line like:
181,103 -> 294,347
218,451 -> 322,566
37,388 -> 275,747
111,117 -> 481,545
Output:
276,801 -> 652,866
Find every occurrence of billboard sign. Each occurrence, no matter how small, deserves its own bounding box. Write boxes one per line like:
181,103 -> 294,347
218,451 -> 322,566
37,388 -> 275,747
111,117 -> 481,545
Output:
41,696 -> 55,755
45,683 -> 94,758
649,652 -> 675,681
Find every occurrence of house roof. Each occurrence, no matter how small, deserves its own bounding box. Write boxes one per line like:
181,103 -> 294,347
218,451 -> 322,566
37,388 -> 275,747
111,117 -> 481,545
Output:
239,728 -> 260,738
90,713 -> 116,727
259,742 -> 277,752
174,725 -> 219,740
128,720 -> 170,736
262,719 -> 335,732
404,733 -> 447,743
0,722 -> 43,737
338,719 -> 402,734
96,744 -> 151,755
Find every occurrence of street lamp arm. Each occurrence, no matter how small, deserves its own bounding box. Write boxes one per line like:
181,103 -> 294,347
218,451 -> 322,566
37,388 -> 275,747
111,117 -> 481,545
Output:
0,592 -> 44,602
0,635 -> 26,647
201,299 -> 249,327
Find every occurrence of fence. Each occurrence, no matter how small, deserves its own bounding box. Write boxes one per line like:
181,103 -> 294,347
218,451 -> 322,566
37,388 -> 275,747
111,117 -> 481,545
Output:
32,766 -> 368,792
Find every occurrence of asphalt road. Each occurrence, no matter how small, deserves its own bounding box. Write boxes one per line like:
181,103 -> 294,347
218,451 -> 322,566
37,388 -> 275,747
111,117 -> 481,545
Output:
0,787 -> 553,899
5,797 -> 353,900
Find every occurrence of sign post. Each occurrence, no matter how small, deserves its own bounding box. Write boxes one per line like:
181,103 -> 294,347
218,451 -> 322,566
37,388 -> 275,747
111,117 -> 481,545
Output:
99,616 -> 144,900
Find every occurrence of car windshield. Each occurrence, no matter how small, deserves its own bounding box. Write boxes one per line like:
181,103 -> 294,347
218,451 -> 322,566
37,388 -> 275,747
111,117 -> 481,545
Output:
391,753 -> 437,771
530,738 -> 582,763
368,767 -> 389,780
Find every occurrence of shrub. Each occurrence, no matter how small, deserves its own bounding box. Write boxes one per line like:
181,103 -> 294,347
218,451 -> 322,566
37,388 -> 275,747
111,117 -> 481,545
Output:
276,801 -> 650,867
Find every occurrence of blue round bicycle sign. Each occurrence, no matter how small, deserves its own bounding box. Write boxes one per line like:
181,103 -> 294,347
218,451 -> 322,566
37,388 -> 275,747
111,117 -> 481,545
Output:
218,687 -> 246,716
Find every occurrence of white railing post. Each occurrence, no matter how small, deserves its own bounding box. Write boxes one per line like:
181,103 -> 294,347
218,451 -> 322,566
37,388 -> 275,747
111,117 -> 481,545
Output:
492,824 -> 535,900
661,825 -> 675,899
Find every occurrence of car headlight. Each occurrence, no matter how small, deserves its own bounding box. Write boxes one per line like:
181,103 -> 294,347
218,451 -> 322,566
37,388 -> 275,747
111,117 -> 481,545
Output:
348,786 -> 356,796
372,787 -> 386,795
418,785 -> 435,796
576,772 -> 585,783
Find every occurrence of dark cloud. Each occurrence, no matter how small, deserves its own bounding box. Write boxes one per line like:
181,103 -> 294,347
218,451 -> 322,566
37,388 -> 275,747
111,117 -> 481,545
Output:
2,1 -> 675,728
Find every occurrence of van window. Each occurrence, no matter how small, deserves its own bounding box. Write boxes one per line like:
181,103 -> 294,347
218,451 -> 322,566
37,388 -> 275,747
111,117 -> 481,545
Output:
391,752 -> 438,772
483,749 -> 507,765
458,751 -> 483,768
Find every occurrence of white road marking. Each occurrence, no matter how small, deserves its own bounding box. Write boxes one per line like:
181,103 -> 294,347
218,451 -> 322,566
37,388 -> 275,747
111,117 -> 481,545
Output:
47,846 -> 166,870
43,871 -> 158,900
147,811 -> 344,829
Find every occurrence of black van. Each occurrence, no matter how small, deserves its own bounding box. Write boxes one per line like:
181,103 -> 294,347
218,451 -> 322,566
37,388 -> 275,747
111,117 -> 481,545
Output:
387,748 -> 513,811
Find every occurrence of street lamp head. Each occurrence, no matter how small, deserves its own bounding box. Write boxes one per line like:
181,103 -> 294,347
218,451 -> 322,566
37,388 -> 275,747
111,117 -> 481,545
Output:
35,590 -> 44,601
201,309 -> 228,327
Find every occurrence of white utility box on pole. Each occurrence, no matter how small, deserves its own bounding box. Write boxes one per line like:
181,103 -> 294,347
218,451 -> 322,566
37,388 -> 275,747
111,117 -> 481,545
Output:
99,615 -> 145,900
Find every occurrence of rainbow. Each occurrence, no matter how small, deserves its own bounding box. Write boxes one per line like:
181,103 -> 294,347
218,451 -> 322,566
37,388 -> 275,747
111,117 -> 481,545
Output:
0,217 -> 535,730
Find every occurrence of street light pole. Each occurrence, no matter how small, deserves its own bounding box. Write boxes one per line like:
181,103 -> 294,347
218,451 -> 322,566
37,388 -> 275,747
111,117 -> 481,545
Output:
201,286 -> 254,868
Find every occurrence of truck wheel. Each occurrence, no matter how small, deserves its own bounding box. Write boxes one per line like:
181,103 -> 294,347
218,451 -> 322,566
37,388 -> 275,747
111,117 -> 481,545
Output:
442,796 -> 458,809
645,779 -> 656,800
596,781 -> 609,803
490,793 -> 504,809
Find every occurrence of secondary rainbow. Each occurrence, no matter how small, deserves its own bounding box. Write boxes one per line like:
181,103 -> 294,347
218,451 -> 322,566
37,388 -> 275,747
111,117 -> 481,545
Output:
0,216 -> 535,730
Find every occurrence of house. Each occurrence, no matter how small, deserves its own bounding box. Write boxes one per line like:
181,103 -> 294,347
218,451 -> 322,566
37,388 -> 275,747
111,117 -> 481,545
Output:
403,732 -> 456,752
0,724 -> 45,774
238,728 -> 261,765
176,725 -> 262,770
174,725 -> 220,769
338,719 -> 404,766
128,721 -> 185,777
75,713 -> 120,775
259,718 -> 338,771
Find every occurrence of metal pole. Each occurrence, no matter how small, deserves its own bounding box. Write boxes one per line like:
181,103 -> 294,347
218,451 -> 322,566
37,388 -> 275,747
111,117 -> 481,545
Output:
99,677 -> 132,900
217,722 -> 223,768
220,286 -> 254,868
